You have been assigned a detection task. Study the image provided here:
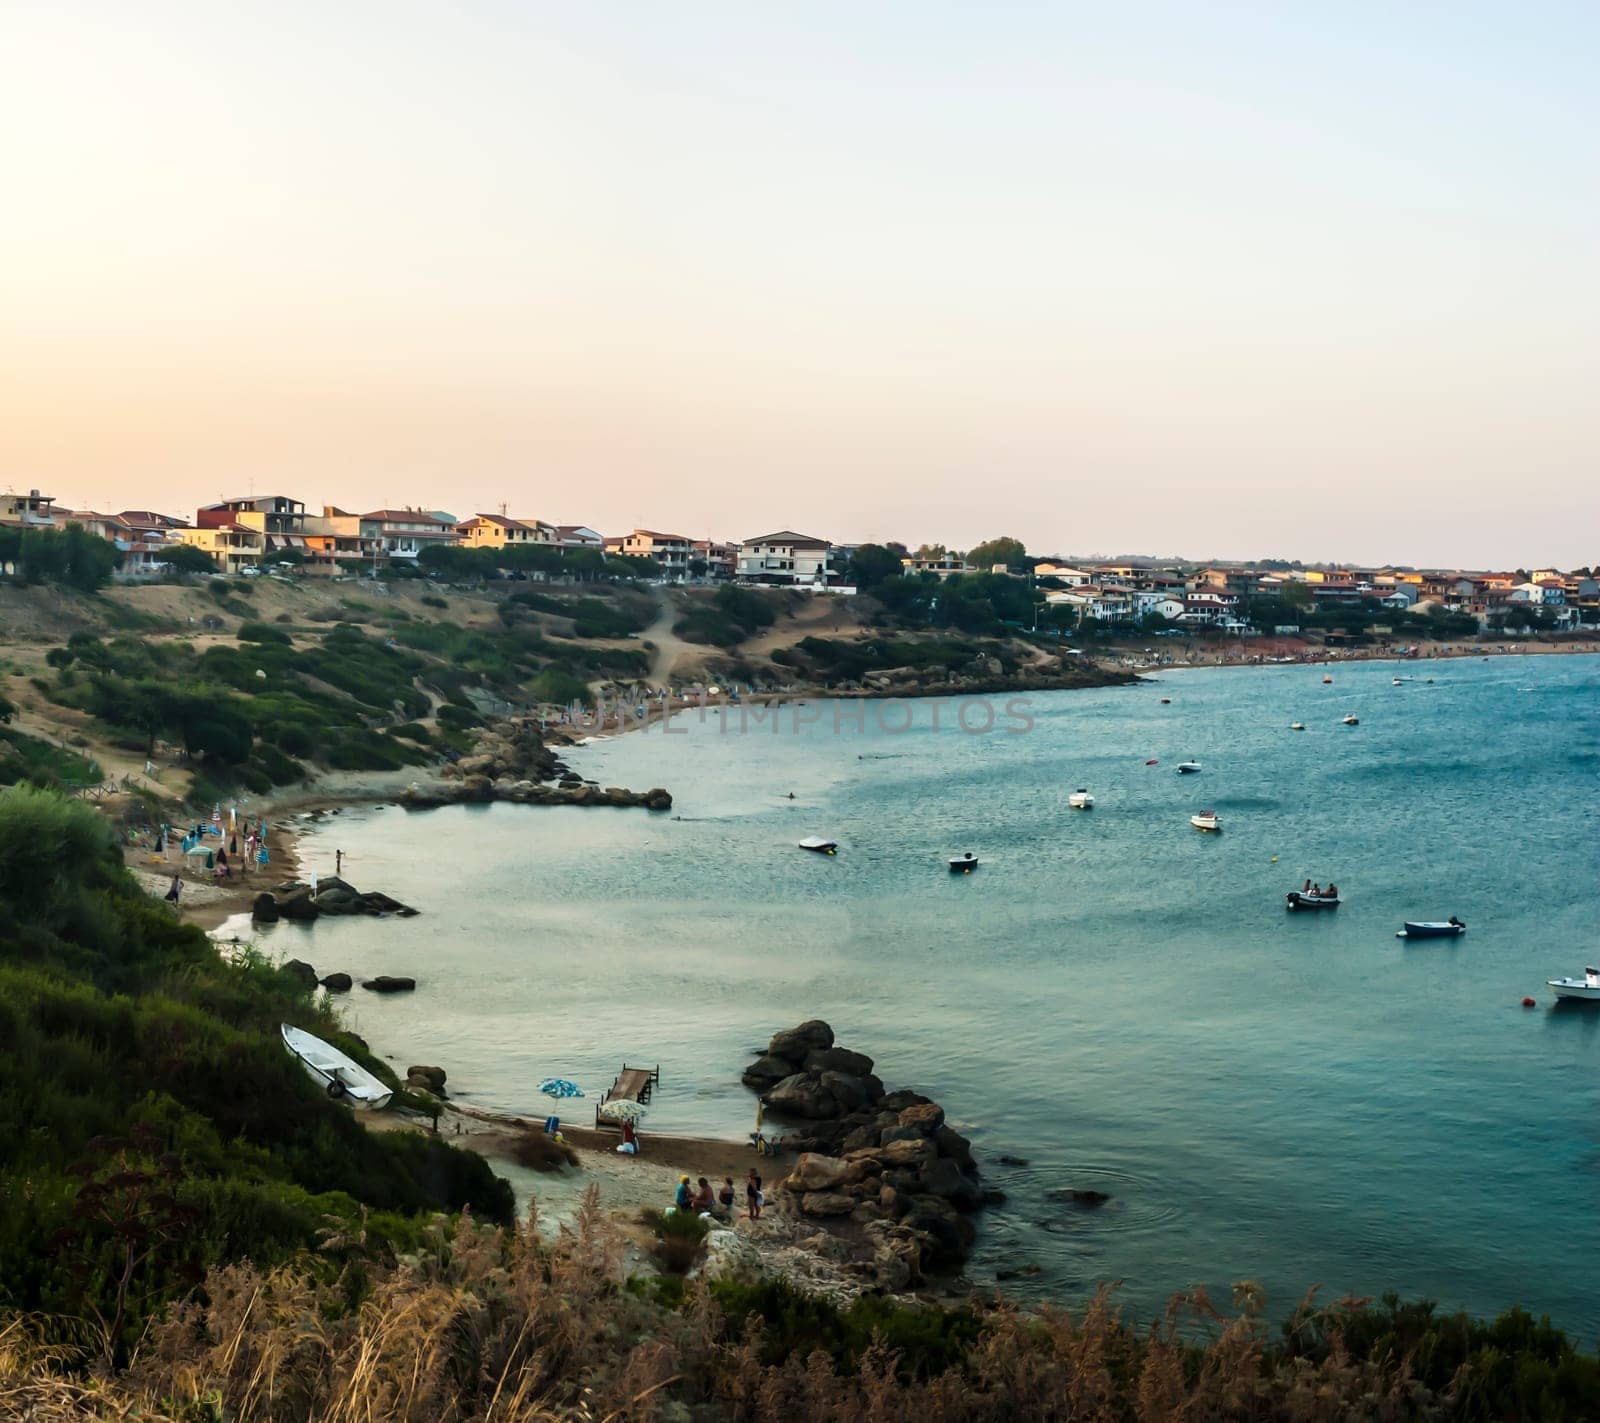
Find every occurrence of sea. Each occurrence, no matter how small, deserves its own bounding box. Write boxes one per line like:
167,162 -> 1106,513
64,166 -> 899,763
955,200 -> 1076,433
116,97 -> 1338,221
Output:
247,653 -> 1600,1335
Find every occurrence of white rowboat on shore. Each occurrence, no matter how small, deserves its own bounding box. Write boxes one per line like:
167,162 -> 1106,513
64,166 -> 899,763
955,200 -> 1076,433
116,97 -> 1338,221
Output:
281,1024 -> 393,1108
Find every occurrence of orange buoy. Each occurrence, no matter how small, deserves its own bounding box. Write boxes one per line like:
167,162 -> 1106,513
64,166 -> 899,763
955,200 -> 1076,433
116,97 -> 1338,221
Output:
1522,997 -> 1536,1007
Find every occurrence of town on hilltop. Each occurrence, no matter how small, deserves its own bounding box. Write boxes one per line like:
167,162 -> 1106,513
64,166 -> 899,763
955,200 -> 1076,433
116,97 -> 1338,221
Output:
2,486 -> 1592,636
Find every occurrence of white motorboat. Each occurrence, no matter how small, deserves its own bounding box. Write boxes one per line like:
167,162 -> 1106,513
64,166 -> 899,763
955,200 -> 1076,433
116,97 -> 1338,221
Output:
1175,761 -> 1202,774
1547,966 -> 1600,1002
281,1024 -> 393,1108
1290,722 -> 1305,731
1341,714 -> 1359,725
798,836 -> 837,855
1190,810 -> 1221,832
948,852 -> 979,873
1068,788 -> 1095,809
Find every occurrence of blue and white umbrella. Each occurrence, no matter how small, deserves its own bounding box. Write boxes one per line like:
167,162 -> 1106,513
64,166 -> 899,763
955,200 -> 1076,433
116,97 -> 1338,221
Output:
538,1078 -> 584,1098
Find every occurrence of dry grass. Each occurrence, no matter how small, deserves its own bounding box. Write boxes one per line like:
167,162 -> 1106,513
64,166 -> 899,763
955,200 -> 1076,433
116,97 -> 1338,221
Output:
0,1194 -> 1506,1421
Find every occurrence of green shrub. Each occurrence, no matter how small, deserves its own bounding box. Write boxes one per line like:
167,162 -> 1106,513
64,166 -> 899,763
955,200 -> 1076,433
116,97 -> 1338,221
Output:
237,622 -> 291,646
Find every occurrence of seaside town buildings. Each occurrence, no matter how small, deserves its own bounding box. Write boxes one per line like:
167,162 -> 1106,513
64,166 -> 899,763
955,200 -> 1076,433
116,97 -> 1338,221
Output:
0,485 -> 1594,628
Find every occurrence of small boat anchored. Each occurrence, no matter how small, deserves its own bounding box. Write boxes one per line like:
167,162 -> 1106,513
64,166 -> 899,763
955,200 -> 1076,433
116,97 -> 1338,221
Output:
1068,788 -> 1095,810
1190,810 -> 1221,832
1286,889 -> 1340,911
1547,966 -> 1600,1003
1290,722 -> 1305,731
1397,917 -> 1465,939
798,836 -> 837,855
1176,761 -> 1203,774
1341,714 -> 1359,725
948,852 -> 979,873
281,1024 -> 393,1108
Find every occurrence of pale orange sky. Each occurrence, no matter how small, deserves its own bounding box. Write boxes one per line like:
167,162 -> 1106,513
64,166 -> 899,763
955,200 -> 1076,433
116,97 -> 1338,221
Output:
1,1 -> 1595,565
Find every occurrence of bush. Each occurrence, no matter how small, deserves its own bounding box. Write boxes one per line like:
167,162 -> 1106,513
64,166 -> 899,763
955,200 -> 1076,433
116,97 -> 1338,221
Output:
509,1130 -> 578,1173
420,594 -> 448,609
237,622 -> 291,646
639,1205 -> 710,1274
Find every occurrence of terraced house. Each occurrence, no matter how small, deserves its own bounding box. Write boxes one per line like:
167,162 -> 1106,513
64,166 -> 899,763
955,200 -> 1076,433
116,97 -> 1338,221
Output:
456,513 -> 557,549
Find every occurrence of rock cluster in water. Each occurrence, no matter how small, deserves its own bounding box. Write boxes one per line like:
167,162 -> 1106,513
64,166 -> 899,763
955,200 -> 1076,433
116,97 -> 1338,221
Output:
400,715 -> 671,811
744,1020 -> 994,1283
251,875 -> 416,924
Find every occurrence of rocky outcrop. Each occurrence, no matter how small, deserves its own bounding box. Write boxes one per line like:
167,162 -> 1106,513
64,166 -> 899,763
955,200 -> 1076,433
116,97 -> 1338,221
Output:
361,975 -> 416,993
281,959 -> 318,990
406,1064 -> 447,1095
752,1020 -> 991,1277
403,779 -> 671,812
406,714 -> 670,813
320,972 -> 353,992
246,878 -> 417,924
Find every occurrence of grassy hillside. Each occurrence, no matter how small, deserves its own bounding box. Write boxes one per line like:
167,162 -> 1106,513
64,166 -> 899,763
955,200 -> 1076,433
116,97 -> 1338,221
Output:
0,785 -> 511,1368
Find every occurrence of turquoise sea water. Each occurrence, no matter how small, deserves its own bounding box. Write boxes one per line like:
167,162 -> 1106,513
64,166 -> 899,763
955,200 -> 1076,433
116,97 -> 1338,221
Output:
266,655 -> 1599,1334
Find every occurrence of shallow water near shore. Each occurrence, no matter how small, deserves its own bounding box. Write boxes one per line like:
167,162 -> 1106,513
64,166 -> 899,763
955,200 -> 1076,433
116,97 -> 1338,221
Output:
250,654 -> 1599,1333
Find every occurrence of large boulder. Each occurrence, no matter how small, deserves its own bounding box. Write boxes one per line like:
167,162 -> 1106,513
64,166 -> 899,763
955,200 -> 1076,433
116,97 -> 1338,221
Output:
320,972 -> 353,993
699,1229 -> 767,1285
767,1020 -> 834,1061
312,884 -> 365,915
919,1158 -> 983,1211
898,1103 -> 945,1135
784,1153 -> 849,1192
798,1191 -> 855,1217
933,1125 -> 975,1171
250,893 -> 279,923
803,1046 -> 874,1077
818,1071 -> 872,1112
880,1138 -> 937,1170
277,888 -> 319,921
646,788 -> 673,811
281,959 -> 318,990
362,975 -> 416,993
766,1073 -> 840,1120
741,1054 -> 800,1091
406,1065 -> 447,1093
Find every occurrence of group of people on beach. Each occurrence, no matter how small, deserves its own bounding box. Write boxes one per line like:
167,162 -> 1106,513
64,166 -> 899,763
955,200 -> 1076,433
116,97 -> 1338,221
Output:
673,1169 -> 764,1222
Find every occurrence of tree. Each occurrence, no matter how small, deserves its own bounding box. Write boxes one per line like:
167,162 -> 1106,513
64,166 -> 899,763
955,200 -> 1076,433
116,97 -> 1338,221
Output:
966,536 -> 1027,572
911,543 -> 947,562
1281,581 -> 1313,609
848,543 -> 905,588
162,544 -> 217,577
688,558 -> 710,581
0,693 -> 13,724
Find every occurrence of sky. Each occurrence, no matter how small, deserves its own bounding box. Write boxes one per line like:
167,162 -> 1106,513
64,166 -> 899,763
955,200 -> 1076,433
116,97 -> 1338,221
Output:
1,1 -> 1595,568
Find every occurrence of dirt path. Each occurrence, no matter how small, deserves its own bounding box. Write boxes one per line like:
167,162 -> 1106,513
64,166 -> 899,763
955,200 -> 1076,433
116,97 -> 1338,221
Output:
640,589 -> 702,685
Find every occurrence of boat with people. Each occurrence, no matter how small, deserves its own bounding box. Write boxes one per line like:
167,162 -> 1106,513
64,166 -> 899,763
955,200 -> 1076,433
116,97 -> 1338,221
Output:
1068,788 -> 1095,809
1547,966 -> 1600,1003
1397,917 -> 1466,939
281,1024 -> 393,1108
948,852 -> 979,873
1342,714 -> 1359,725
1190,810 -> 1221,832
798,836 -> 838,855
1286,887 -> 1340,910
1322,674 -> 1333,684
1176,761 -> 1202,774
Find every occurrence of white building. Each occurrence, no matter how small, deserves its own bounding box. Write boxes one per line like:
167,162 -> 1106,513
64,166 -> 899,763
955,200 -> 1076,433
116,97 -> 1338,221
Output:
737,531 -> 834,586
359,509 -> 461,562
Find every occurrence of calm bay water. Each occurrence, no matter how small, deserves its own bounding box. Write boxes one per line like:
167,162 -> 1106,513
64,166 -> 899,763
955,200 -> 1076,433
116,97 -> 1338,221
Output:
258,655 -> 1599,1333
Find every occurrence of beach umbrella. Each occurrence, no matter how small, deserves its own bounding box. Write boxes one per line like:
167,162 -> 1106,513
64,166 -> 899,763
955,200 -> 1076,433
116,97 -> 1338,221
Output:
597,1099 -> 649,1123
538,1078 -> 584,1098
183,841 -> 214,857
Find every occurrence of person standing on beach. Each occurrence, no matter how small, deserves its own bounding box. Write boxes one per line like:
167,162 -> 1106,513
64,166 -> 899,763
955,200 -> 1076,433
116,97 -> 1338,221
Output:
165,874 -> 182,904
718,1176 -> 736,1213
746,1167 -> 763,1220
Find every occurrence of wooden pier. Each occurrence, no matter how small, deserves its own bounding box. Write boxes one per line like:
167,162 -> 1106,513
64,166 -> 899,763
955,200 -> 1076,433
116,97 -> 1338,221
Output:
594,1062 -> 660,1130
